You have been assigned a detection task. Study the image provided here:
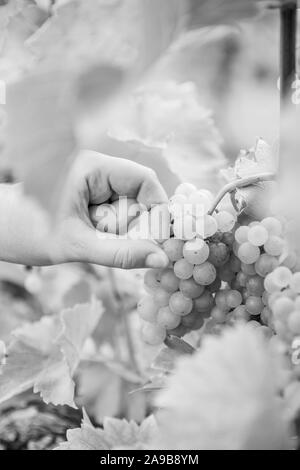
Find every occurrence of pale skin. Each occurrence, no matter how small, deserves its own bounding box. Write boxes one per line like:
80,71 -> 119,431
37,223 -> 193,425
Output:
0,150 -> 170,269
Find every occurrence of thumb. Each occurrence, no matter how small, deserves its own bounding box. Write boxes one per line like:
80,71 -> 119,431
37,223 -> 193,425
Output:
75,226 -> 170,269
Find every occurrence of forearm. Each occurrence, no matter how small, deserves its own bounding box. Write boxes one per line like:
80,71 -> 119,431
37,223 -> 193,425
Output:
0,184 -> 53,265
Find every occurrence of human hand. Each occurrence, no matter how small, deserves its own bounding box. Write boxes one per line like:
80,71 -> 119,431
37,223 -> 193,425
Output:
51,150 -> 170,269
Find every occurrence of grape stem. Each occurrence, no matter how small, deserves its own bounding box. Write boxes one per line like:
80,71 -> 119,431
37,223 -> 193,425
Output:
208,172 -> 276,215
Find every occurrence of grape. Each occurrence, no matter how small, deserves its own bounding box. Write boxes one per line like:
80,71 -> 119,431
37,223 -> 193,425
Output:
232,305 -> 250,322
264,236 -> 284,256
223,232 -> 235,246
208,242 -> 229,267
179,278 -> 205,299
245,296 -> 264,315
215,211 -> 236,232
248,320 -> 261,329
261,217 -> 282,236
236,271 -> 248,287
169,292 -> 193,316
173,215 -> 196,240
169,194 -> 187,206
183,238 -> 209,264
203,214 -> 218,238
210,232 -> 223,243
295,296 -> 300,310
255,254 -> 279,277
150,204 -> 171,242
144,269 -> 161,290
281,251 -> 297,270
141,323 -> 166,345
160,269 -> 180,293
137,295 -> 158,322
211,307 -> 227,324
233,242 -> 240,257
193,262 -> 217,285
215,290 -> 230,312
226,290 -> 243,308
175,182 -> 197,197
193,290 -> 214,313
284,288 -> 297,300
162,238 -> 184,261
287,311 -> 300,334
241,263 -> 256,275
181,309 -> 203,329
262,291 -> 269,305
261,306 -> 272,326
174,258 -> 194,280
234,225 -> 249,244
168,324 -> 189,338
191,314 -> 207,331
272,297 -> 294,319
264,274 -> 280,294
207,277 -> 222,293
229,255 -> 241,273
238,242 -> 260,264
231,279 -> 243,292
153,288 -> 171,307
290,272 -> 300,294
249,221 -> 260,228
188,191 -> 211,213
247,224 -> 269,246
268,291 -> 283,309
272,266 -> 293,289
246,275 -> 265,296
157,307 -> 181,329
260,326 -> 273,339
218,264 -> 235,283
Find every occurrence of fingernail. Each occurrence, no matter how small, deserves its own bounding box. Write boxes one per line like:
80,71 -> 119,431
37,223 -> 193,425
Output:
145,252 -> 169,268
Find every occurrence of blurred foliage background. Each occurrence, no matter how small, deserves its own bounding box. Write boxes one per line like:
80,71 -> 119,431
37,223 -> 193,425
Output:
0,0 -> 297,450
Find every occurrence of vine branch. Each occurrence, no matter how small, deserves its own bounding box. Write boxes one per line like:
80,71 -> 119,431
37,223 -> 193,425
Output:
208,173 -> 276,215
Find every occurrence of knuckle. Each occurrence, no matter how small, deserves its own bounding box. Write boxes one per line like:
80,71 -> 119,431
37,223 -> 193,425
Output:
113,245 -> 136,269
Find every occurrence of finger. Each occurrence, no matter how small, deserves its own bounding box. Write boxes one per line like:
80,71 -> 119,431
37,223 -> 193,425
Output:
72,225 -> 169,269
79,151 -> 168,208
89,198 -> 143,235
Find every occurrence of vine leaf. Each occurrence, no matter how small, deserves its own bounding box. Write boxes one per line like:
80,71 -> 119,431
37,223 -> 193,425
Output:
221,138 -> 276,182
155,325 -> 292,450
109,81 -> 225,188
0,299 -> 103,407
5,69 -> 77,217
55,412 -> 157,450
152,347 -> 184,373
187,0 -> 261,28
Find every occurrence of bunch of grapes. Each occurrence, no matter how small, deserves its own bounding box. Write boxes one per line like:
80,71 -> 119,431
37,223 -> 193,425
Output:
137,182 -> 300,349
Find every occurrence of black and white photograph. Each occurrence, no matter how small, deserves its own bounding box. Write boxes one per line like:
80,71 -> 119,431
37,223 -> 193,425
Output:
0,0 -> 299,453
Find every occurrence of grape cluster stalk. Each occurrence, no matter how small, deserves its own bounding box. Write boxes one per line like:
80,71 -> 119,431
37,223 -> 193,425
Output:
137,182 -> 300,357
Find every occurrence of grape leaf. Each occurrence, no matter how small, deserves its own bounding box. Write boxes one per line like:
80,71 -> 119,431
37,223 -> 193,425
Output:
62,279 -> 92,309
151,347 -> 182,373
0,299 -> 103,407
221,138 -> 276,181
109,81 -> 226,188
55,411 -> 157,450
187,0 -> 260,28
28,0 -> 184,72
164,335 -> 195,355
155,325 -> 292,450
5,69 -> 77,216
0,280 -> 42,342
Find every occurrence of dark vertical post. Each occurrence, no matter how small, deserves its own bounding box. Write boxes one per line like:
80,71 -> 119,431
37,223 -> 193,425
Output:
280,1 -> 297,103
